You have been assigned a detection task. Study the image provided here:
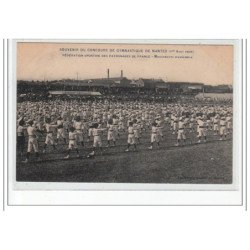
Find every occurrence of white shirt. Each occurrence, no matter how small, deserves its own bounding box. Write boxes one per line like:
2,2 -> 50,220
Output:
151,126 -> 158,134
197,120 -> 206,128
69,132 -> 77,140
74,121 -> 82,130
17,126 -> 25,136
57,120 -> 63,126
220,120 -> 227,126
92,128 -> 103,136
178,121 -> 185,129
45,123 -> 57,133
107,124 -> 115,132
128,127 -> 134,134
27,126 -> 37,136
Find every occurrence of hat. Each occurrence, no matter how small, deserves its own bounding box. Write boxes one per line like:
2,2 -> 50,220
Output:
27,120 -> 34,126
18,119 -> 25,126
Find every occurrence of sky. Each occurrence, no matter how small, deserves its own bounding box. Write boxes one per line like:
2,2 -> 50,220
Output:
17,42 -> 234,85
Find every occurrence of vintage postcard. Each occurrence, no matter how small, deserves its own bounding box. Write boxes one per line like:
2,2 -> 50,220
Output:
7,39 -> 243,204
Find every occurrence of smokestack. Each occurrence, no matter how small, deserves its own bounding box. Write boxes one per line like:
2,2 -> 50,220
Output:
107,69 -> 110,79
121,70 -> 123,78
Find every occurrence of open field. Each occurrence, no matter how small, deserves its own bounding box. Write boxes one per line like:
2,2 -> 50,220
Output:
16,125 -> 232,184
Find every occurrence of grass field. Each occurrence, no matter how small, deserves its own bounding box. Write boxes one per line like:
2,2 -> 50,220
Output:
16,125 -> 232,184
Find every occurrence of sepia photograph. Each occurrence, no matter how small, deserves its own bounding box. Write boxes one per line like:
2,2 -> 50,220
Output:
1,2 -> 249,250
15,41 -> 235,185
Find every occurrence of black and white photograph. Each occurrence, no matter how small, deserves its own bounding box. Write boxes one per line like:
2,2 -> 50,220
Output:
14,40 -> 235,185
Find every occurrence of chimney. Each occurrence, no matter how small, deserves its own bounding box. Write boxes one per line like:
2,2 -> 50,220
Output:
107,69 -> 110,79
121,70 -> 123,78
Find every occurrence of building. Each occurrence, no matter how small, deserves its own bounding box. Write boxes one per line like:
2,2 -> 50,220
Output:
180,82 -> 204,93
204,84 -> 232,93
167,82 -> 204,93
135,78 -> 167,88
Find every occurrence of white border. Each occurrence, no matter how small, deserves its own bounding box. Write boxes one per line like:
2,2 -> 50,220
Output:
8,39 -> 242,205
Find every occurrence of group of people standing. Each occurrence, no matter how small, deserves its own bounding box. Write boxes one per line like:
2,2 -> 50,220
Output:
16,100 -> 233,162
